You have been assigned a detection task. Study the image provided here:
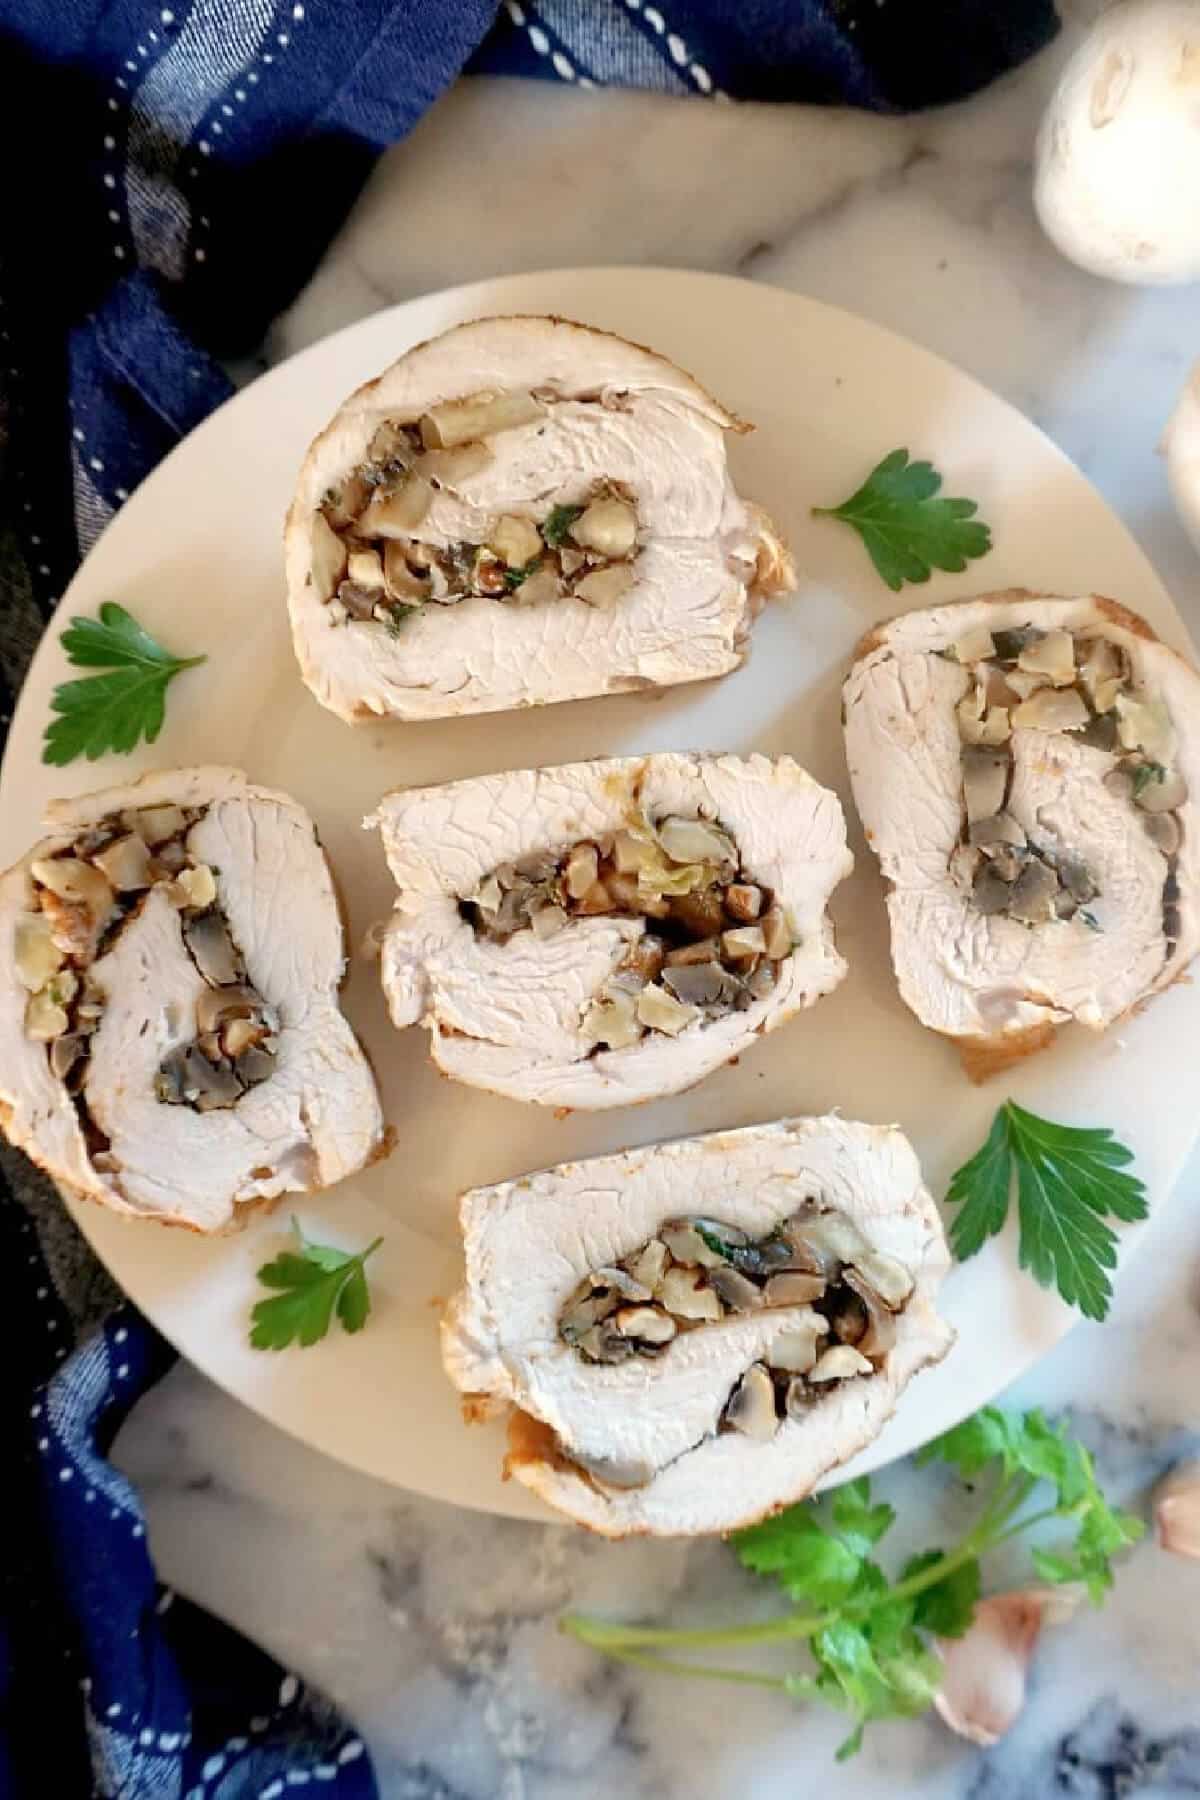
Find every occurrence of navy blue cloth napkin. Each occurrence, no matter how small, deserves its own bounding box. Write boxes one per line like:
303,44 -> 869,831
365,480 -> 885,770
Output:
0,3 -> 1057,1795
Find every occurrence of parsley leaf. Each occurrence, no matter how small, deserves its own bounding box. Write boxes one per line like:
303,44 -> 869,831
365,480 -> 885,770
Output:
733,1503 -> 865,1608
541,503 -> 584,548
830,1476 -> 896,1558
249,1219 -> 384,1350
1132,761 -> 1166,798
503,555 -> 544,592
43,602 -> 206,766
812,448 -> 992,592
903,1551 -> 981,1639
945,1102 -> 1147,1321
383,601 -> 421,637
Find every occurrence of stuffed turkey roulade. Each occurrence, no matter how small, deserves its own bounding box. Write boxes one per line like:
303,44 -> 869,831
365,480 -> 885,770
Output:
442,1116 -> 953,1536
368,753 -> 852,1109
286,314 -> 793,723
844,592 -> 1200,1077
0,767 -> 384,1231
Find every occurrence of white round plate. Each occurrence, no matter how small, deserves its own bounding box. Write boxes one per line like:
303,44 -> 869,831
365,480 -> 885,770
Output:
4,269 -> 1197,1523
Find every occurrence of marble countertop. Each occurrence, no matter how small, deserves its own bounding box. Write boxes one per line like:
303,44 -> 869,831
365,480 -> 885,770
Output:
114,26 -> 1200,1798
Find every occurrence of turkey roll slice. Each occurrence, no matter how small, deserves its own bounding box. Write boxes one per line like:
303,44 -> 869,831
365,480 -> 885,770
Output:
844,592 -> 1200,1078
369,752 -> 852,1109
443,1116 -> 953,1537
0,767 -> 384,1232
285,314 -> 794,723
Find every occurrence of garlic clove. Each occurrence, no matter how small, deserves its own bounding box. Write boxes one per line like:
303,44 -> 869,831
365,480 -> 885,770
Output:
933,1587 -> 1080,1747
1154,1460 -> 1200,1559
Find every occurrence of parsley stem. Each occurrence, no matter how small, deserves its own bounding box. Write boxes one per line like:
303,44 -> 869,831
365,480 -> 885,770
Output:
567,1639 -> 792,1691
562,1610 -> 824,1650
564,1475 -> 1041,1656
987,1506 -> 1060,1548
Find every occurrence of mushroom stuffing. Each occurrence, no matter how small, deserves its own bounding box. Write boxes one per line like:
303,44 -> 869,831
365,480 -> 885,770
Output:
0,768 -> 384,1231
286,315 -> 794,723
442,1116 -> 953,1536
368,752 -> 853,1109
844,592 -> 1200,1077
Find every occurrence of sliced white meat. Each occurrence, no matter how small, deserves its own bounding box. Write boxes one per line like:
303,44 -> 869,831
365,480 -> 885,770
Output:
844,592 -> 1200,1075
285,315 -> 793,723
368,753 -> 852,1109
443,1116 -> 953,1536
0,767 -> 383,1232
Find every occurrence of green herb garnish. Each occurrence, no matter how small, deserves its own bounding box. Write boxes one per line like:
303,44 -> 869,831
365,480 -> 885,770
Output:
1132,761 -> 1166,798
541,504 -> 584,548
42,602 -> 206,767
812,448 -> 992,592
249,1219 -> 384,1350
383,601 -> 421,637
946,1102 -> 1146,1321
562,1407 -> 1141,1760
503,556 -> 544,592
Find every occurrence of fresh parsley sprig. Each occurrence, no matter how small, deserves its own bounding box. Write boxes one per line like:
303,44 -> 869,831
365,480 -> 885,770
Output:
562,1407 -> 1142,1761
812,448 -> 992,591
249,1220 -> 384,1350
42,602 -> 206,766
946,1102 -> 1146,1321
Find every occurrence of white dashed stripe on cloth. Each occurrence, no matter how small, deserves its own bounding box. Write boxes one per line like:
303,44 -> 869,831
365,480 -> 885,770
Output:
70,453 -> 116,559
518,0 -> 698,93
620,0 -> 719,94
124,0 -> 276,279
503,0 -> 581,82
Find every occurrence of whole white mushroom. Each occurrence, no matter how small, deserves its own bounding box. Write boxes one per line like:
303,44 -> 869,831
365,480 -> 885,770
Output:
1035,0 -> 1200,285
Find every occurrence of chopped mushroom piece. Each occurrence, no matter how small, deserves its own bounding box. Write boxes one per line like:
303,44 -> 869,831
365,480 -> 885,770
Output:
570,496 -> 638,558
657,1267 -> 723,1321
490,514 -> 543,567
809,1344 -> 873,1382
310,510 -> 348,600
418,388 -> 544,449
13,914 -> 64,991
361,477 -> 433,536
93,833 -> 153,892
1012,686 -> 1090,732
962,746 -> 1009,824
769,1322 -> 827,1373
25,989 -> 69,1041
725,1364 -> 777,1440
346,547 -> 384,590
1017,629 -> 1076,684
573,564 -> 635,607
636,983 -> 699,1035
416,441 -> 492,486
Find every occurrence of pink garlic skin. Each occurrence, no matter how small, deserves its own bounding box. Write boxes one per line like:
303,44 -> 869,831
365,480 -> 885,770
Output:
934,1588 -> 1080,1748
1155,1460 -> 1200,1559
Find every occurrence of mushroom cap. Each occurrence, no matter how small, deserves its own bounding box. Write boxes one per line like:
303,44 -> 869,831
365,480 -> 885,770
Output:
1034,0 -> 1200,285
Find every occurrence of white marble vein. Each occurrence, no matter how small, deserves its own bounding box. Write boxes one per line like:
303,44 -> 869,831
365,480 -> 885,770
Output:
115,22 -> 1200,1797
